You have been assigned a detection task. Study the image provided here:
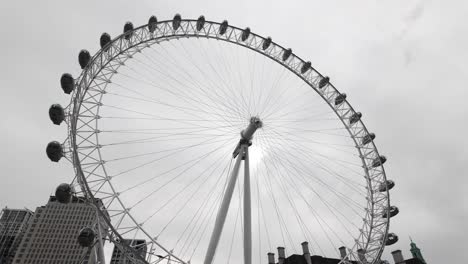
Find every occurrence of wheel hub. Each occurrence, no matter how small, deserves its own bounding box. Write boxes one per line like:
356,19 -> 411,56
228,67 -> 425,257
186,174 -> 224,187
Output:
233,116 -> 263,158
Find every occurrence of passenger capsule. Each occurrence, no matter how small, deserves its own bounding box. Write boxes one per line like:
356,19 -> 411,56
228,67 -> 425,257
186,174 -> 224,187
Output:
371,155 -> 387,168
379,180 -> 395,192
148,15 -> 158,33
301,61 -> 312,74
219,20 -> 228,35
49,104 -> 65,125
334,93 -> 347,106
55,183 -> 74,204
196,15 -> 205,31
77,227 -> 95,247
100,33 -> 111,51
78,50 -> 91,69
319,76 -> 330,88
262,37 -> 272,50
60,73 -> 75,94
46,141 -> 63,162
282,48 -> 292,61
124,22 -> 134,40
362,133 -> 376,145
386,233 -> 399,246
241,27 -> 251,41
382,206 -> 399,218
172,14 -> 182,30
349,112 -> 362,125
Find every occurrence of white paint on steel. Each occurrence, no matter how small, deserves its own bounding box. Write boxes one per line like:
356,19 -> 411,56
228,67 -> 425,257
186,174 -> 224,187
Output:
204,145 -> 245,264
243,146 -> 252,264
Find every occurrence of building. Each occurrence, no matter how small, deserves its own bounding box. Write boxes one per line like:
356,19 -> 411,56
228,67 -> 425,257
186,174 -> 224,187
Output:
12,196 -> 108,264
283,254 -> 359,264
269,242 -> 410,264
266,242 -> 360,264
390,239 -> 426,264
409,239 -> 426,264
110,239 -> 147,264
0,208 -> 33,264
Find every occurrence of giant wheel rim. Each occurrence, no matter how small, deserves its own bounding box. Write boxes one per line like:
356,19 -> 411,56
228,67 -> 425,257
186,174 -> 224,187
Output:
63,18 -> 392,264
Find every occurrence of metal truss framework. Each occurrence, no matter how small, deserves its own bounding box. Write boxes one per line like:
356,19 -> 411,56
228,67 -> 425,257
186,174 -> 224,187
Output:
61,18 -> 391,264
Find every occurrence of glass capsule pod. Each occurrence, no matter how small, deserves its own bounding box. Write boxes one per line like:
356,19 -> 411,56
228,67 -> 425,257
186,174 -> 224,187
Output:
362,133 -> 376,145
46,141 -> 63,162
219,20 -> 228,35
319,76 -> 330,88
282,48 -> 292,61
55,183 -> 74,204
60,73 -> 74,94
78,50 -> 91,69
386,233 -> 399,245
172,14 -> 182,30
349,112 -> 362,125
241,27 -> 251,41
371,155 -> 387,168
382,206 -> 399,218
334,93 -> 347,106
196,15 -> 205,31
378,180 -> 395,192
262,37 -> 272,50
123,22 -> 134,40
148,15 -> 158,33
77,227 -> 95,247
100,33 -> 111,51
49,104 -> 65,125
301,61 -> 311,74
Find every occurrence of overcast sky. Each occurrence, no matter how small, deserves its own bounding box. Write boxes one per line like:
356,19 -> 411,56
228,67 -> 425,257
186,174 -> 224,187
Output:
0,0 -> 467,263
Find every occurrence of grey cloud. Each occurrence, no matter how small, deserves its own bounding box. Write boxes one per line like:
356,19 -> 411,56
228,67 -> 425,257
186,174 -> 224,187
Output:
405,0 -> 427,23
1,0 -> 467,263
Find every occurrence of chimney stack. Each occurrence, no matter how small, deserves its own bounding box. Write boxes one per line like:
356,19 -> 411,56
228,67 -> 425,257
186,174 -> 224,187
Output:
391,250 -> 405,264
338,246 -> 347,259
357,249 -> 367,263
267,252 -> 275,264
301,242 -> 312,264
277,247 -> 285,264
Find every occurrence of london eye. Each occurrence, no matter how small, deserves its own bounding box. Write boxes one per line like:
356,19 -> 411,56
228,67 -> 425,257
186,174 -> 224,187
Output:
47,15 -> 398,264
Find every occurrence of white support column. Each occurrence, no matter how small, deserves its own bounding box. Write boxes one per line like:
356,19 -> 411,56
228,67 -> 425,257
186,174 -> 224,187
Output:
95,207 -> 106,264
204,145 -> 245,264
243,147 -> 252,264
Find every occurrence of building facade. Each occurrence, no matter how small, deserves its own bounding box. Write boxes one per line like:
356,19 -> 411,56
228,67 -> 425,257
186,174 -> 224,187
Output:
110,239 -> 147,264
12,196 -> 107,264
270,241 -> 426,264
391,239 -> 427,264
266,242 -> 360,264
0,208 -> 33,264
283,254 -> 359,264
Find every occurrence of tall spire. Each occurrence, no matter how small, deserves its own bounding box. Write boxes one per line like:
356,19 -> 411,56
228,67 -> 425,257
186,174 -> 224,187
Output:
409,237 -> 426,264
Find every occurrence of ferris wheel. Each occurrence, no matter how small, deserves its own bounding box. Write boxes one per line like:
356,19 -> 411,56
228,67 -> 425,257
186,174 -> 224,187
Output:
47,14 -> 399,264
